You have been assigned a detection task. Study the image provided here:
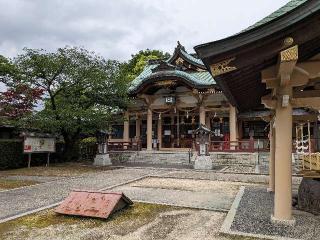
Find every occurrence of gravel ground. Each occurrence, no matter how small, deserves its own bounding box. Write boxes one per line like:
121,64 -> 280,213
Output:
220,165 -> 256,173
0,205 -> 231,240
116,162 -> 194,169
231,187 -> 320,239
0,168 -> 167,221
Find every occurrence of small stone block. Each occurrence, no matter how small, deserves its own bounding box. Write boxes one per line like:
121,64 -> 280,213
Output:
94,154 -> 112,166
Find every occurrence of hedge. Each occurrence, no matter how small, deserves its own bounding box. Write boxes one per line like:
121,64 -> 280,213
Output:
0,139 -> 24,170
0,139 -> 67,170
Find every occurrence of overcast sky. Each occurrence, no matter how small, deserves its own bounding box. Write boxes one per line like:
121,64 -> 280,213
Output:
0,0 -> 290,61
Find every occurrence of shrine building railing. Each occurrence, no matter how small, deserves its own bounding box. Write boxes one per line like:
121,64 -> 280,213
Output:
206,139 -> 270,153
107,141 -> 141,151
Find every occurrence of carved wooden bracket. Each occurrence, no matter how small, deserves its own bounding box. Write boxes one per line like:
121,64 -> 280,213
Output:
210,57 -> 237,77
261,95 -> 277,110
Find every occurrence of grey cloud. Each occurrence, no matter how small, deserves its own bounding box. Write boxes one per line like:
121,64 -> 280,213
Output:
0,0 -> 291,61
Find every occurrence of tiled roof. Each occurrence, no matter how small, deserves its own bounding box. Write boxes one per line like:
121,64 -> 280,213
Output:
241,0 -> 308,33
166,42 -> 205,67
179,48 -> 204,66
128,63 -> 215,93
129,42 -> 215,94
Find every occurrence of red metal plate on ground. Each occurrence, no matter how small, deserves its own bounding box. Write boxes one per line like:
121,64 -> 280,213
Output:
55,190 -> 133,219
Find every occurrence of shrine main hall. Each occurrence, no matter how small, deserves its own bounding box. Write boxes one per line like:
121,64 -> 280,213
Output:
109,42 -> 319,152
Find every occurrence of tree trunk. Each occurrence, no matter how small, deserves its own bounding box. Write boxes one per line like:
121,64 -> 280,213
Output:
62,133 -> 80,162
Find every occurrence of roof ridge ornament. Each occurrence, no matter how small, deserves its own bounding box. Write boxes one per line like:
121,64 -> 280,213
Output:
283,37 -> 294,48
177,41 -> 186,51
210,57 -> 237,77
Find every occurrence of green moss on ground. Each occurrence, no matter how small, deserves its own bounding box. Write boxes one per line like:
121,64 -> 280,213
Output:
0,179 -> 39,190
0,203 -> 175,239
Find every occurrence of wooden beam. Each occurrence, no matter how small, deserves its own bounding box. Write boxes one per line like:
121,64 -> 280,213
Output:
293,89 -> 320,98
296,60 -> 320,79
291,97 -> 320,109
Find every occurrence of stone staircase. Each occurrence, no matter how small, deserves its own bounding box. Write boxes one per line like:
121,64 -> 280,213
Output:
257,152 -> 270,174
109,150 -> 195,167
210,152 -> 258,166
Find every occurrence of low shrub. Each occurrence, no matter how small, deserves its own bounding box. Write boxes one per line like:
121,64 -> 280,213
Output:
0,139 -> 66,170
0,139 -> 24,170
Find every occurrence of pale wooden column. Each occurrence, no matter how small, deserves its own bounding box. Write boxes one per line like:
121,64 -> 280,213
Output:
199,106 -> 206,125
123,111 -> 130,142
147,108 -> 153,151
135,116 -> 141,139
268,123 -> 275,192
157,118 -> 162,149
261,44 -> 298,224
273,87 -> 293,223
229,105 -> 238,149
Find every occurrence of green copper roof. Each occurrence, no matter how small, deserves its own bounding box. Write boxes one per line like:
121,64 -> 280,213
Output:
178,48 -> 204,66
241,0 -> 308,33
167,42 -> 205,68
128,63 -> 215,93
129,42 -> 215,94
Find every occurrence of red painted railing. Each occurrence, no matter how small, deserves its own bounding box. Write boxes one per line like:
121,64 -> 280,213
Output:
207,139 -> 270,153
107,141 -> 141,151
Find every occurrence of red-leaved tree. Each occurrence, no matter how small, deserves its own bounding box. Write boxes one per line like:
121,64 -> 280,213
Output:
0,84 -> 43,119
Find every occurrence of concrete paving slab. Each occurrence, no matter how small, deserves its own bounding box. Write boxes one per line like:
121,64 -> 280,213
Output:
112,177 -> 253,211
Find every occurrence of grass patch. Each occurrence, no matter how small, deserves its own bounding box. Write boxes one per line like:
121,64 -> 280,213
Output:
0,203 -> 175,239
0,162 -> 117,177
0,179 -> 39,190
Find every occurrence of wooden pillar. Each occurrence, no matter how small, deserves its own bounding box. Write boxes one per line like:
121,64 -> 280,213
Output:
219,117 -> 224,137
238,120 -> 243,140
205,114 -> 211,130
229,105 -> 238,149
123,111 -> 130,142
171,113 -> 175,148
268,123 -> 275,192
158,117 -> 162,149
273,87 -> 294,223
199,106 -> 206,125
135,116 -> 141,139
147,108 -> 153,151
177,111 -> 180,147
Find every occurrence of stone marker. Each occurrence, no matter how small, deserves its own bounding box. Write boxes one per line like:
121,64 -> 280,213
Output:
55,190 -> 133,219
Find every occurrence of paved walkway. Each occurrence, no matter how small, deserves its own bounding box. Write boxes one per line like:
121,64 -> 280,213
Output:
0,167 -> 302,222
0,168 -> 166,221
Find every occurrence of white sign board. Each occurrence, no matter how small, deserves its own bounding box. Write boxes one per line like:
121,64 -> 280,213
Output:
164,130 -> 171,136
24,137 -> 56,153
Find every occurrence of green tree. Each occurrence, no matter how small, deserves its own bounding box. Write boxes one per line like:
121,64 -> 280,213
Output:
0,47 -> 128,161
0,55 -> 43,123
122,49 -> 170,82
